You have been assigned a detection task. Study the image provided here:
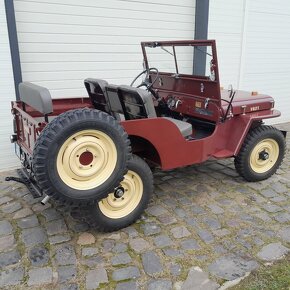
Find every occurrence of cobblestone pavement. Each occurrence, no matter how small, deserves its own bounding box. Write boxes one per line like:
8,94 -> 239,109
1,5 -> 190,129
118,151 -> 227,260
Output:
0,123 -> 289,290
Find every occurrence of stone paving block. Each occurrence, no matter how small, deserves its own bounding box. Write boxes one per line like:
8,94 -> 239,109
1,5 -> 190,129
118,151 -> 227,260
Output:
262,204 -> 283,213
272,183 -> 288,194
113,243 -> 127,253
191,205 -> 206,214
49,234 -> 71,245
180,239 -> 200,251
162,248 -> 183,257
170,263 -> 182,276
170,226 -> 191,239
27,267 -> 53,286
46,219 -> 68,235
153,235 -> 173,248
17,215 -> 39,229
208,255 -> 258,281
112,266 -> 140,281
116,281 -> 139,290
0,196 -> 13,206
157,214 -> 177,225
142,223 -> 161,236
213,229 -> 230,237
86,268 -> 108,290
82,247 -> 98,257
28,246 -> 49,266
81,255 -> 104,268
0,267 -> 24,287
58,265 -> 77,283
197,229 -> 214,244
55,244 -> 76,265
202,217 -> 221,230
0,250 -> 21,267
174,207 -> 187,218
260,188 -> 278,198
207,204 -> 224,214
147,205 -> 168,216
257,242 -> 289,261
41,208 -> 62,222
278,226 -> 290,242
0,220 -> 13,236
129,238 -> 150,253
142,251 -> 163,275
31,202 -> 51,212
274,212 -> 290,223
22,227 -> 47,247
77,232 -> 96,245
102,239 -> 115,251
181,266 -> 219,290
111,252 -> 132,266
147,279 -> 172,290
271,195 -> 287,202
13,208 -> 33,219
123,226 -> 138,238
0,234 -> 15,251
1,202 -> 22,213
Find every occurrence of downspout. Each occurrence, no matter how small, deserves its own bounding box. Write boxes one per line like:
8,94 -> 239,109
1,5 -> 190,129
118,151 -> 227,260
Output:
4,0 -> 22,100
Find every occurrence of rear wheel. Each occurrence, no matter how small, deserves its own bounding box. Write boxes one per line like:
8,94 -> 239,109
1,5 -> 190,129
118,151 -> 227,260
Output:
77,155 -> 153,232
33,108 -> 131,204
235,125 -> 286,181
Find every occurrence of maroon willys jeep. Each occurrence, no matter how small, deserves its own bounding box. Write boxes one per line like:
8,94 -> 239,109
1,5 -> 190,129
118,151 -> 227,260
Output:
9,40 -> 286,232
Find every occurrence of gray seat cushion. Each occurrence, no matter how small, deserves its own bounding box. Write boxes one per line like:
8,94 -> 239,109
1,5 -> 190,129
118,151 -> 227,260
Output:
163,117 -> 192,137
118,85 -> 157,118
19,82 -> 53,115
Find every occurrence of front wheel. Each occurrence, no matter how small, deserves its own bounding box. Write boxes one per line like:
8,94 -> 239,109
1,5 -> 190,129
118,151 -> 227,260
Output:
235,125 -> 286,181
77,155 -> 153,232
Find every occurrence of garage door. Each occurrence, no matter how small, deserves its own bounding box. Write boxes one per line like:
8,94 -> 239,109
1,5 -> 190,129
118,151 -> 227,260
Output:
239,0 -> 290,124
14,0 -> 196,98
208,0 -> 290,124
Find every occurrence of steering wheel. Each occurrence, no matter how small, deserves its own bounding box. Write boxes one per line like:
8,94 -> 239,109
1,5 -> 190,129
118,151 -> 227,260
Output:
130,67 -> 159,91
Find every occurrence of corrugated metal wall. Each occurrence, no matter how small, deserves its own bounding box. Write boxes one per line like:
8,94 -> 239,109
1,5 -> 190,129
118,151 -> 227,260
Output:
0,3 -> 19,171
14,0 -> 196,98
208,0 -> 290,124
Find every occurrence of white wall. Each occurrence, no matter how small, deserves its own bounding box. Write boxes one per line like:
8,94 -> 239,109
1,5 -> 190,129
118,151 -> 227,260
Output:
14,0 -> 196,98
208,0 -> 290,123
0,2 -> 19,171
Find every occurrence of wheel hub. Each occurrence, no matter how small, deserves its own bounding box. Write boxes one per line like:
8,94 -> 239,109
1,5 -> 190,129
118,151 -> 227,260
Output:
114,187 -> 125,198
259,150 -> 269,161
79,151 -> 94,166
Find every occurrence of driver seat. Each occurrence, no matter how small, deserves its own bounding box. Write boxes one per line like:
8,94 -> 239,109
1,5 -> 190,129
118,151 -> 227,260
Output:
118,85 -> 192,138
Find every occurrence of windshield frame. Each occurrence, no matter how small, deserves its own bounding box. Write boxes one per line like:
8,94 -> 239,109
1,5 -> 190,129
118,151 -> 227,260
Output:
141,40 -> 219,83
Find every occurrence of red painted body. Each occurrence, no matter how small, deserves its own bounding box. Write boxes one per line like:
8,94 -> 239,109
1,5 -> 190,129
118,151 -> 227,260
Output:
11,40 -> 282,170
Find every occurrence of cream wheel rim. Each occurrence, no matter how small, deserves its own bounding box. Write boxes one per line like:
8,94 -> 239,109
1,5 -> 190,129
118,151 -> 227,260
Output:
250,138 -> 279,174
56,129 -> 117,190
99,170 -> 143,219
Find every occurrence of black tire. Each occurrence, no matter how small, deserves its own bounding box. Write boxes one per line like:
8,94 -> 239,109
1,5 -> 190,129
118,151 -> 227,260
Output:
235,125 -> 286,181
75,155 -> 153,232
32,108 -> 131,204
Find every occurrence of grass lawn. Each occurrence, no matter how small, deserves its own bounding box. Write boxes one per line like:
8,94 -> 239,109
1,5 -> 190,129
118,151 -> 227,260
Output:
232,254 -> 290,290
